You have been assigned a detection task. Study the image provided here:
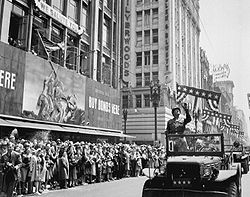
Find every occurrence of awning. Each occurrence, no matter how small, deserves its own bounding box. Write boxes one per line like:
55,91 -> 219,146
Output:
62,126 -> 135,138
0,116 -> 135,138
5,119 -> 67,132
0,118 -> 17,127
62,126 -> 98,135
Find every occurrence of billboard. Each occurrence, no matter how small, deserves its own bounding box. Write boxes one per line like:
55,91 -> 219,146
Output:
0,43 -> 25,116
210,64 -> 230,83
86,78 -> 121,130
22,53 -> 86,125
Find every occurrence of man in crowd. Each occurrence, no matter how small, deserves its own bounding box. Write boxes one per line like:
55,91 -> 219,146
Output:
1,142 -> 22,197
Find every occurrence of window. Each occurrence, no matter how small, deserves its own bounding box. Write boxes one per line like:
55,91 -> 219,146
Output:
153,50 -> 158,64
152,8 -> 158,25
136,95 -> 142,108
152,72 -> 158,82
53,0 -> 65,14
123,95 -> 129,109
144,0 -> 150,5
51,23 -> 64,65
66,32 -> 78,70
136,73 -> 142,87
137,0 -> 142,5
82,2 -> 90,33
136,11 -> 142,26
144,72 -> 150,86
136,31 -> 142,47
104,0 -> 112,9
103,16 -> 111,48
144,10 -> 150,26
136,52 -> 142,67
68,0 -> 78,22
144,30 -> 150,45
144,51 -> 150,66
152,29 -> 158,43
144,94 -> 150,107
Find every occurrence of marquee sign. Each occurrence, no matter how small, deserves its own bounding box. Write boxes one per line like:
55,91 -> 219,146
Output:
123,0 -> 131,84
210,64 -> 230,83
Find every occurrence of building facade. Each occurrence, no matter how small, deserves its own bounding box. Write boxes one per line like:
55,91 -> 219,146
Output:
121,0 -> 201,144
0,0 -> 129,142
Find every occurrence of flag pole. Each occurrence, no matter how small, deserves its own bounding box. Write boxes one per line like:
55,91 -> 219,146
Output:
36,29 -> 56,73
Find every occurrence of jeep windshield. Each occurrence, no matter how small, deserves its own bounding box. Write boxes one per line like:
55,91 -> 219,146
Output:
166,133 -> 224,157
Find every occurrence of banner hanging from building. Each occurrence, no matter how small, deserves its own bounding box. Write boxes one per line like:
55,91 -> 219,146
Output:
34,0 -> 84,35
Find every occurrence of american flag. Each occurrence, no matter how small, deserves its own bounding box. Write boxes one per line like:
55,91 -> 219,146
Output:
202,109 -> 232,129
229,124 -> 240,136
177,84 -> 221,111
37,30 -> 64,56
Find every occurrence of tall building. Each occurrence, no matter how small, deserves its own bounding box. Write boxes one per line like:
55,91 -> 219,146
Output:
121,0 -> 201,144
0,0 -> 130,142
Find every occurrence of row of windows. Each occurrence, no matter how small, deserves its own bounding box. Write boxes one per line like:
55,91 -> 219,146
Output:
136,50 -> 158,66
136,9 -> 158,27
137,0 -> 159,6
123,94 -> 151,109
136,72 -> 158,87
136,29 -> 158,46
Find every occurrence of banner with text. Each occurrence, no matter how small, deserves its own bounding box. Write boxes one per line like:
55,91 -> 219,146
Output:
210,64 -> 230,83
86,78 -> 121,130
0,43 -> 25,116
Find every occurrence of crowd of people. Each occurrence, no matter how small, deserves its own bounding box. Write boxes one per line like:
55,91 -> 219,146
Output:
0,135 -> 166,197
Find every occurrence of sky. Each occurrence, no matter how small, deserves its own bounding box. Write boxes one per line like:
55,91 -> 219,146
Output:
199,0 -> 250,136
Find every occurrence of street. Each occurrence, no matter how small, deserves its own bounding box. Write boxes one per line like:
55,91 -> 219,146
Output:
37,176 -> 147,197
32,173 -> 250,197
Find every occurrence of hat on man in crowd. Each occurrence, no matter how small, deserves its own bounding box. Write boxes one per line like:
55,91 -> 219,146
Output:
171,106 -> 181,115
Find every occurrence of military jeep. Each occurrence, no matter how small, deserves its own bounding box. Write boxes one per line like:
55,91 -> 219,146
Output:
142,133 -> 241,197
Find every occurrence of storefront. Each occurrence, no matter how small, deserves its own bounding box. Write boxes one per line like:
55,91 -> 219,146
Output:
0,40 -> 132,142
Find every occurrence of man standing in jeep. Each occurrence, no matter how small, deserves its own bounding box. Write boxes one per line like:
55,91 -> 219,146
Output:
165,103 -> 191,151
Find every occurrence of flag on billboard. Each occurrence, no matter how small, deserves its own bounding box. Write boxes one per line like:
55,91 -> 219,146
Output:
247,93 -> 250,109
177,84 -> 221,111
36,30 -> 64,56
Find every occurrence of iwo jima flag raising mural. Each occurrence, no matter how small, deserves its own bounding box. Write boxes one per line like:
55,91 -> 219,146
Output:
22,30 -> 86,125
176,84 -> 221,112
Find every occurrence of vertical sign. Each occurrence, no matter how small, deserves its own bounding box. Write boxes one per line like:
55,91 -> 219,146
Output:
247,93 -> 250,109
123,0 -> 131,83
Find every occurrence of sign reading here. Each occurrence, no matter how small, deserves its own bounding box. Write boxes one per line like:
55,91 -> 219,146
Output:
0,70 -> 16,90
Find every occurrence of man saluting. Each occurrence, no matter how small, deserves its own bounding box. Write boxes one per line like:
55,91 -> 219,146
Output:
166,103 -> 191,134
165,103 -> 191,151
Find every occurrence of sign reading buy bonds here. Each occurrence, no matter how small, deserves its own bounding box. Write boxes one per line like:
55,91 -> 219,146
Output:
89,96 -> 120,115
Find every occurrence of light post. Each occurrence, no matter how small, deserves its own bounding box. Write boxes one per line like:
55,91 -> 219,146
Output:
123,108 -> 128,142
150,80 -> 161,142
